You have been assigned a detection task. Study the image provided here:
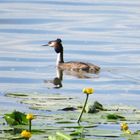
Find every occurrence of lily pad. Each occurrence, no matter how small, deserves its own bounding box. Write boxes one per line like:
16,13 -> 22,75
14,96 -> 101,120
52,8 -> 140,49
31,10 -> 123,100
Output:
2,92 -> 140,140
5,93 -> 28,98
20,94 -> 77,111
106,113 -> 126,120
4,111 -> 28,126
85,129 -> 121,137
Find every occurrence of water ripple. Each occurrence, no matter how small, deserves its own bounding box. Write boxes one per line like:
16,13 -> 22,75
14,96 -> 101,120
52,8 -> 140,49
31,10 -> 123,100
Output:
0,0 -> 140,108
0,29 -> 60,34
0,18 -> 70,25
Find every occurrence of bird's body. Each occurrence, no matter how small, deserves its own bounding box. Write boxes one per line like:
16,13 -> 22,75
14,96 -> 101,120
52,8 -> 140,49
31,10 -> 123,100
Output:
58,61 -> 100,73
43,39 -> 100,73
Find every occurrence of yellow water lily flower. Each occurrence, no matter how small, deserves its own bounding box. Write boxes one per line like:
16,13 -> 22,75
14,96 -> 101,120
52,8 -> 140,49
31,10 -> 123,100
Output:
21,130 -> 32,138
78,88 -> 94,123
26,114 -> 35,120
121,122 -> 129,131
82,88 -> 94,94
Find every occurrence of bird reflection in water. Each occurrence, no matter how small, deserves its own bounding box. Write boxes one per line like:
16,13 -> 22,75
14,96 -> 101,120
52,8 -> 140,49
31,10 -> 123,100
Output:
44,68 -> 63,88
44,68 -> 99,89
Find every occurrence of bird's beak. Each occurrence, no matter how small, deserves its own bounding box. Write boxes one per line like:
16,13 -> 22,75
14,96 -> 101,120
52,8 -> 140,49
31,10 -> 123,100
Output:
42,44 -> 48,46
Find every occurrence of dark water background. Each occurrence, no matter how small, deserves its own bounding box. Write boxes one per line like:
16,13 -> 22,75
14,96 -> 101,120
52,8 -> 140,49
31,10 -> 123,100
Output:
0,0 -> 140,112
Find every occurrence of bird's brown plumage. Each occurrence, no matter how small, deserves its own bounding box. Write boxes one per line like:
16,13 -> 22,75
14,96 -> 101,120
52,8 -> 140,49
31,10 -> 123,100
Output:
58,61 -> 100,73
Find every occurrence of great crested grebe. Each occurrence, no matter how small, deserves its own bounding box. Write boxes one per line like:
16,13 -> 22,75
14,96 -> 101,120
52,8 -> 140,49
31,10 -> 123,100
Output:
43,38 -> 100,73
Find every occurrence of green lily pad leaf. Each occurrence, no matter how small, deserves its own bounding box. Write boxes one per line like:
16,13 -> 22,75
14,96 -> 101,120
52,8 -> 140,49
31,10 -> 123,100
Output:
86,129 -> 121,137
106,113 -> 126,120
8,136 -> 24,140
64,125 -> 97,129
56,121 -> 75,124
4,111 -> 28,126
0,129 -> 23,140
70,126 -> 84,136
16,94 -> 77,111
48,132 -> 73,140
56,132 -> 72,140
12,125 -> 28,130
134,130 -> 140,134
121,131 -> 140,140
5,93 -> 28,98
0,126 -> 13,132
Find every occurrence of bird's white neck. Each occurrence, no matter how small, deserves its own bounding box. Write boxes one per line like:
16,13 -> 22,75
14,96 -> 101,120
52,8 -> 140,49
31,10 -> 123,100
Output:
56,53 -> 60,66
56,52 -> 64,66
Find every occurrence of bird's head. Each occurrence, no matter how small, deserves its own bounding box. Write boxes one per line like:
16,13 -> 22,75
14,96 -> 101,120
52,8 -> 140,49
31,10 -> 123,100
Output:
43,38 -> 63,53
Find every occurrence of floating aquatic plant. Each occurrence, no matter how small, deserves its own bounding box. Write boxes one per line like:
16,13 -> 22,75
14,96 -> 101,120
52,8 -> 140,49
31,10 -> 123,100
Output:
107,113 -> 126,121
77,88 -> 94,123
2,92 -> 140,140
4,111 -> 28,126
26,113 -> 35,132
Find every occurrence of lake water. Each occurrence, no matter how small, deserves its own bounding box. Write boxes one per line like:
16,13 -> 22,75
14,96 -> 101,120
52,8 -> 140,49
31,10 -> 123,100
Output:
0,0 -> 140,113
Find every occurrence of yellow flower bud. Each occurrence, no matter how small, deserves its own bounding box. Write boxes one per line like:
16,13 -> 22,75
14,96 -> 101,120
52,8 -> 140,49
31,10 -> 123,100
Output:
82,88 -> 94,94
121,123 -> 129,131
26,114 -> 34,120
21,130 -> 32,138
